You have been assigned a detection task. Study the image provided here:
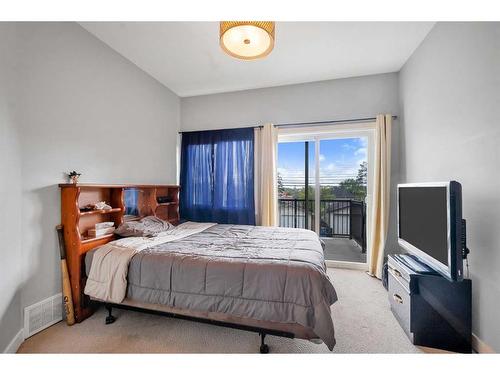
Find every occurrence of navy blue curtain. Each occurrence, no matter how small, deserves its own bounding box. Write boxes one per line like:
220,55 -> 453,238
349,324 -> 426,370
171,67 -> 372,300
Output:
180,128 -> 255,225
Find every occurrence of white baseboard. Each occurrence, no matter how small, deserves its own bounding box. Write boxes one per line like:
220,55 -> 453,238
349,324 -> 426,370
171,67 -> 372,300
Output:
326,260 -> 368,271
472,333 -> 495,353
3,293 -> 63,353
422,334 -> 495,354
5,293 -> 495,354
3,329 -> 24,354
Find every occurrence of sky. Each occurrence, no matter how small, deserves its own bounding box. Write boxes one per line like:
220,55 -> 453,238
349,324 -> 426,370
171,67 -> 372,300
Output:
277,137 -> 367,187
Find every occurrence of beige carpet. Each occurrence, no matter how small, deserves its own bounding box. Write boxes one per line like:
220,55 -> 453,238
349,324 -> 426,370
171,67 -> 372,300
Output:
18,269 -> 421,354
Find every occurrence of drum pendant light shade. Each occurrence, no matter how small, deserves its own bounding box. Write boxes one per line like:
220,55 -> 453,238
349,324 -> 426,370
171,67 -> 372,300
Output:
219,21 -> 275,60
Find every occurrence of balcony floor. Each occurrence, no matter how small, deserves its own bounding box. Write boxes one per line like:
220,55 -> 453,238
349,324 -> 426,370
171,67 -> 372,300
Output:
322,237 -> 367,263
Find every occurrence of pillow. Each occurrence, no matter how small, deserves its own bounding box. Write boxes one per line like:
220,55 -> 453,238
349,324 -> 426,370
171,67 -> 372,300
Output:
114,216 -> 173,237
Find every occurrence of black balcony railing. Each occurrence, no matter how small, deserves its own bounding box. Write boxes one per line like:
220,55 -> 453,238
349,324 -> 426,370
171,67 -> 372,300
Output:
278,198 -> 366,253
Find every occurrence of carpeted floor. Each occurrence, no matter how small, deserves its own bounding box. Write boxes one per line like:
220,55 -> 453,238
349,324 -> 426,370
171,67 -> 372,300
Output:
18,268 -> 421,354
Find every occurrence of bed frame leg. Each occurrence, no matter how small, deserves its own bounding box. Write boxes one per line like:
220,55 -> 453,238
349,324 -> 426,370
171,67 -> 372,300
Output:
105,304 -> 116,325
259,332 -> 269,354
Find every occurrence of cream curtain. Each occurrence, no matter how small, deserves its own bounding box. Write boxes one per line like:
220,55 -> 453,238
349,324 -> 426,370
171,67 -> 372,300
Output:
368,114 -> 392,278
254,124 -> 278,226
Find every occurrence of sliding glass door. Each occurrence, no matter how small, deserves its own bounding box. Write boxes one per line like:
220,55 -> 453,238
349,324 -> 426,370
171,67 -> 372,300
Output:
277,140 -> 315,231
278,128 -> 372,264
317,138 -> 368,263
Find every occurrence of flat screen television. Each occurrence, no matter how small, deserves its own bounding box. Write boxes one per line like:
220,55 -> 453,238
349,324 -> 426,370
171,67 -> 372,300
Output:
397,181 -> 464,281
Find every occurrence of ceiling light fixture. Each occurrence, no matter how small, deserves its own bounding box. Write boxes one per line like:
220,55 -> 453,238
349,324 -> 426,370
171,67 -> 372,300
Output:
219,21 -> 275,60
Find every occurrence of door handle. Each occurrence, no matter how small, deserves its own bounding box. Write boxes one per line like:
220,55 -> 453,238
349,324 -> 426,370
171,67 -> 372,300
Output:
393,293 -> 404,304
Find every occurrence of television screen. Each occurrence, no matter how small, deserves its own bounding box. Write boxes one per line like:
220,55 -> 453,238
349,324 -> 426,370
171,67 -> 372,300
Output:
399,186 -> 449,266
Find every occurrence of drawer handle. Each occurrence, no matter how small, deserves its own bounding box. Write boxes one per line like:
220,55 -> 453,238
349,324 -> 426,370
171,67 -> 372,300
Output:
393,269 -> 402,278
393,293 -> 404,304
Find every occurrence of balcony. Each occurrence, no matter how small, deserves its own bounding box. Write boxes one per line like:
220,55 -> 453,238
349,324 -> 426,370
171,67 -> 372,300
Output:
278,198 -> 367,263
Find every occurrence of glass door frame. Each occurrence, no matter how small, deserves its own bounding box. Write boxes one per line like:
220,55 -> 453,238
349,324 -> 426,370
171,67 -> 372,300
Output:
278,121 -> 376,267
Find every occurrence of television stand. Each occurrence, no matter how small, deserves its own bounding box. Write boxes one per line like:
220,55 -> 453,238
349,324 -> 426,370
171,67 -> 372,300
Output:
393,254 -> 437,274
387,254 -> 472,353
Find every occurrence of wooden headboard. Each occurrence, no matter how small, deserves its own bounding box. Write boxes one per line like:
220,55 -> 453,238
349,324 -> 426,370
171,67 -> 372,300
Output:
59,183 -> 180,322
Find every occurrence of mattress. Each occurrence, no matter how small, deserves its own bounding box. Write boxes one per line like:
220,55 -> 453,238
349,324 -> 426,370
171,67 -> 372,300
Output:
85,224 -> 337,349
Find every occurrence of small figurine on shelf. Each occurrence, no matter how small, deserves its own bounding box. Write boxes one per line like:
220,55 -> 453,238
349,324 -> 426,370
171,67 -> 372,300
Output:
67,171 -> 81,184
79,201 -> 112,213
93,201 -> 112,210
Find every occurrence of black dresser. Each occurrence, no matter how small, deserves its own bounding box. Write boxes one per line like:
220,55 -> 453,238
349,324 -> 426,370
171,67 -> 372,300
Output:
387,254 -> 472,353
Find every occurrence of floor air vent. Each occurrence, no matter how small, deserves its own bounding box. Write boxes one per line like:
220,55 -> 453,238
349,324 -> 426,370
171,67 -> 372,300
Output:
24,293 -> 62,338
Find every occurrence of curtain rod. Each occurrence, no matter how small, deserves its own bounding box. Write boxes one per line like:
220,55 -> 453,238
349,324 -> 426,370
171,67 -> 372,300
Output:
178,115 -> 398,134
274,115 -> 397,129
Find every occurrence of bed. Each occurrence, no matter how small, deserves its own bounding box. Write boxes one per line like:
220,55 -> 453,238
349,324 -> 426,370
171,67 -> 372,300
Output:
83,222 -> 337,353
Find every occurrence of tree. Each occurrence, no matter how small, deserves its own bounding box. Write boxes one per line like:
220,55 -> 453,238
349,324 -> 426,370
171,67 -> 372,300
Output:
277,162 -> 366,201
295,185 -> 313,200
277,172 -> 285,196
337,179 -> 365,200
356,161 -> 367,185
319,185 -> 335,200
334,162 -> 367,201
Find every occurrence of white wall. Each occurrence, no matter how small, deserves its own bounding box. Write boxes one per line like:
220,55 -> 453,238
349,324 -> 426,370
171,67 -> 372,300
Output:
0,23 -> 24,352
399,22 -> 500,351
0,22 -> 180,351
182,72 -> 402,262
182,73 -> 399,130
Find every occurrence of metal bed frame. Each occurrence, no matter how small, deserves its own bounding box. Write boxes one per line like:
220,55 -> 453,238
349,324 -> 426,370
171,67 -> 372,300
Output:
103,302 -> 295,354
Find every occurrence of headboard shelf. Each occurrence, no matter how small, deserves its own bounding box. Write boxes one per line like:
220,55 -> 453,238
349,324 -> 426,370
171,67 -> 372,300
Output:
81,233 -> 115,244
60,183 -> 180,323
59,183 -> 180,188
79,207 -> 122,216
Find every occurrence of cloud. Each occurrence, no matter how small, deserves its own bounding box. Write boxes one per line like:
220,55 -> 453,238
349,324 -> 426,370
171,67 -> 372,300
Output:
324,163 -> 336,172
319,154 -> 325,162
341,143 -> 356,151
354,147 -> 367,157
277,167 -> 289,175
